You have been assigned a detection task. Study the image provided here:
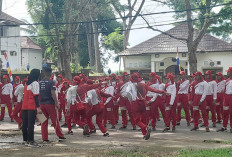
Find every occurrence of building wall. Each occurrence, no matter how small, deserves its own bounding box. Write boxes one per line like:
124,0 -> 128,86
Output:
122,55 -> 151,73
196,51 -> 232,75
0,26 -> 21,71
22,49 -> 42,70
151,53 -> 188,74
121,51 -> 232,75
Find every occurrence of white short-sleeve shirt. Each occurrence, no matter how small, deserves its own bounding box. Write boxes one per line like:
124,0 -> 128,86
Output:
27,81 -> 40,95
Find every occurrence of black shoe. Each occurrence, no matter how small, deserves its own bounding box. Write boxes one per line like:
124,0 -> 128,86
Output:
144,128 -> 151,140
162,127 -> 170,132
37,123 -> 41,126
157,118 -> 160,121
132,127 -> 136,130
103,132 -> 109,137
51,124 -> 53,127
110,126 -> 116,129
187,122 -> 191,126
27,141 -> 40,148
216,120 -> 222,124
90,129 -> 96,134
58,137 -> 66,142
43,140 -> 51,144
230,129 -> 232,133
61,123 -> 67,127
119,125 -> 127,130
217,127 -> 226,132
83,124 -> 89,135
172,127 -> 176,132
190,127 -> 199,131
11,119 -> 14,122
176,122 -> 180,126
200,124 -> 205,127
206,127 -> 210,132
66,131 -> 73,135
0,119 -> 4,121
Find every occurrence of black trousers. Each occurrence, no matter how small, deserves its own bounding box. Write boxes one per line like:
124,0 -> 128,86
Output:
22,110 -> 37,142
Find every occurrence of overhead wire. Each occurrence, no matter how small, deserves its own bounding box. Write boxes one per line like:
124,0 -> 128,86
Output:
0,13 -> 226,38
1,1 -> 232,27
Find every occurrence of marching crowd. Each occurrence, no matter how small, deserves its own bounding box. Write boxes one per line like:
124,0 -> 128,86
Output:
0,66 -> 232,147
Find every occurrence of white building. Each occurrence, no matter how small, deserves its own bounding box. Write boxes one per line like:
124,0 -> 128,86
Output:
0,12 -> 43,71
119,24 -> 232,76
21,37 -> 43,70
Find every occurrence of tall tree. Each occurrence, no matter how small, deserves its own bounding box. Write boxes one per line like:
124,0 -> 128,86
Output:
110,0 -> 145,50
145,0 -> 232,73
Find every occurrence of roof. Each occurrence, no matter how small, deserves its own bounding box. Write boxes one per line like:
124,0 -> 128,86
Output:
0,12 -> 25,25
21,37 -> 42,50
119,23 -> 232,56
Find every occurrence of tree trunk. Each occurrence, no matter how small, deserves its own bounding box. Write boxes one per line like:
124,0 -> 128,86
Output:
92,21 -> 102,73
73,33 -> 80,65
122,20 -> 128,50
188,49 -> 198,74
86,23 -> 95,66
63,0 -> 72,80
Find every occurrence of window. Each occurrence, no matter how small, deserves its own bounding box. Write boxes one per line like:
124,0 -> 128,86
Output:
186,62 -> 188,66
134,63 -> 137,67
217,61 -> 221,65
10,51 -> 17,56
182,53 -> 186,57
160,62 -> 164,66
1,51 -> 5,55
155,54 -> 160,58
0,26 -> 6,37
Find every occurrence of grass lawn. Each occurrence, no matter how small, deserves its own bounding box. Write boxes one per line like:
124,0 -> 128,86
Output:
176,148 -> 232,157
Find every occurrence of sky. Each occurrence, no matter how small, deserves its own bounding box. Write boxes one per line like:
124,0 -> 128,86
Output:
2,0 -> 176,72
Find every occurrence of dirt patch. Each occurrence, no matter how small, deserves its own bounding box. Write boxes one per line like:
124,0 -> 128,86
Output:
1,117 -> 232,156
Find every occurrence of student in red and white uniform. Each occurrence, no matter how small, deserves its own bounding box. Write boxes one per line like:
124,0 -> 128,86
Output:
115,72 -> 136,130
75,78 -> 100,133
86,88 -> 112,136
65,76 -> 89,135
190,71 -> 209,132
110,74 -> 119,123
188,74 -> 196,121
60,78 -> 70,127
56,74 -> 64,121
151,75 -> 166,130
204,70 -> 217,127
12,76 -> 22,106
0,75 -> 13,121
12,77 -> 25,129
146,72 -> 160,131
176,71 -> 191,126
127,73 -> 164,140
103,77 -> 116,129
163,73 -> 177,132
79,73 -> 88,85
39,68 -> 65,142
217,67 -> 232,132
22,69 -> 41,147
215,72 -> 226,123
